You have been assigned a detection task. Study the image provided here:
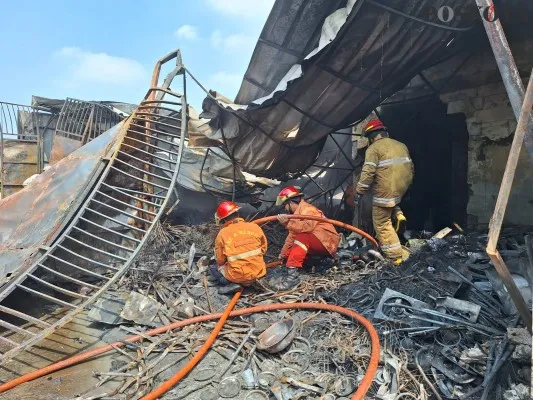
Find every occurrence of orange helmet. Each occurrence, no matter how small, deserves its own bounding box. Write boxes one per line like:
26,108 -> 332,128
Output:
362,119 -> 386,137
276,186 -> 303,206
215,201 -> 241,225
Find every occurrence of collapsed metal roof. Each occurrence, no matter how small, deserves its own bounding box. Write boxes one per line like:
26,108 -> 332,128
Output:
201,0 -> 475,179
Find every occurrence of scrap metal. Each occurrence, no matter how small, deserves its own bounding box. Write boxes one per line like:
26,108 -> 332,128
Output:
0,49 -> 188,364
0,102 -> 49,198
50,98 -> 125,164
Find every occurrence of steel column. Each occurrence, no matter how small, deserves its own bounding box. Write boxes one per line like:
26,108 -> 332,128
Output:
475,0 -> 533,160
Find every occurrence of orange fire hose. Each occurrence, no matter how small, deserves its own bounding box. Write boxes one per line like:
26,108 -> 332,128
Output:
0,302 -> 380,399
141,289 -> 242,399
252,214 -> 379,248
0,216 -> 379,399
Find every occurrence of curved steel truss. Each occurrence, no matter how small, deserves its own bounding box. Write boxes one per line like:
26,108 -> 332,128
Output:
0,51 -> 186,364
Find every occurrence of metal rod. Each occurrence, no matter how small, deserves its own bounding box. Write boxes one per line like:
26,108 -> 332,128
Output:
37,263 -> 101,289
123,136 -> 180,157
84,207 -> 147,233
47,254 -> 109,280
120,143 -> 177,166
484,68 -> 533,332
0,335 -> 19,348
100,183 -> 163,207
475,0 -> 533,159
0,319 -> 35,336
117,150 -> 175,174
95,190 -> 158,216
26,274 -> 90,299
113,157 -> 172,182
64,235 -> 129,261
16,284 -> 76,309
0,305 -> 51,328
129,122 -> 182,140
89,198 -> 153,224
486,68 -> 533,249
78,216 -> 142,243
56,244 -> 120,271
109,166 -> 170,190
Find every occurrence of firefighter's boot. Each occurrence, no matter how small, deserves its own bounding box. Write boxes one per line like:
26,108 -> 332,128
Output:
269,267 -> 300,291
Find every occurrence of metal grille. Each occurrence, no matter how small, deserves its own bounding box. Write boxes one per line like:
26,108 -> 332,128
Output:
55,98 -> 123,144
0,63 -> 186,364
0,102 -> 44,198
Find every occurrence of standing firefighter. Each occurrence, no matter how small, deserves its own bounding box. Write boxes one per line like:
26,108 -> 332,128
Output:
270,186 -> 340,291
211,201 -> 268,294
355,119 -> 414,265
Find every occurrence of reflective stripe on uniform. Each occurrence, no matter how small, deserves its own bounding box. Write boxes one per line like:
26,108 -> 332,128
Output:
377,157 -> 411,167
364,161 -> 377,167
227,248 -> 262,262
373,196 -> 401,206
293,240 -> 308,252
381,242 -> 402,251
357,182 -> 370,188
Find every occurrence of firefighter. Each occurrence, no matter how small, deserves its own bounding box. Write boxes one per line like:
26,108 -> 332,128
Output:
211,201 -> 268,294
355,119 -> 414,265
270,186 -> 340,291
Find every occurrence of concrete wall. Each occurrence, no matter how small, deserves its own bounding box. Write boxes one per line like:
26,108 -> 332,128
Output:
441,81 -> 533,227
383,30 -> 533,228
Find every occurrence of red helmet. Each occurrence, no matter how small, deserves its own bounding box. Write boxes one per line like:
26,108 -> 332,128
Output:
215,201 -> 241,224
276,186 -> 303,206
362,119 -> 386,136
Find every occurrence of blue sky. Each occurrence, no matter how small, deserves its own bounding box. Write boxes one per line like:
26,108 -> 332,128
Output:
1,0 -> 274,111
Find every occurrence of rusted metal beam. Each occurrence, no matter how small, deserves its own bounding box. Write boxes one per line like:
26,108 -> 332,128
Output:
475,0 -> 533,160
486,67 -> 533,332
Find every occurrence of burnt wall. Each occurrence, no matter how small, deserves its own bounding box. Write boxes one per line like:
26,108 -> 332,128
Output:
386,33 -> 533,228
441,81 -> 533,227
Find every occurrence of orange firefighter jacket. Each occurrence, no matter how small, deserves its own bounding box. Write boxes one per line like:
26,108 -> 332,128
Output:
356,136 -> 414,207
215,218 -> 268,284
280,200 -> 340,258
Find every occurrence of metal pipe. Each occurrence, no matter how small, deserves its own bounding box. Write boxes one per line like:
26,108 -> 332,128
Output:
475,0 -> 533,159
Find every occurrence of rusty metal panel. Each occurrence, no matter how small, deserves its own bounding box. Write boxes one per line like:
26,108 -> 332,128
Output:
0,124 -> 121,282
49,135 -> 83,165
1,141 -> 39,191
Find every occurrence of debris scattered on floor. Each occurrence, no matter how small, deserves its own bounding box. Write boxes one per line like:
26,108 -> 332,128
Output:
75,223 -> 532,399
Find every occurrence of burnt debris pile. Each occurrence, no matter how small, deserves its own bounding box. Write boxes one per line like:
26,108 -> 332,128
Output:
75,223 -> 532,399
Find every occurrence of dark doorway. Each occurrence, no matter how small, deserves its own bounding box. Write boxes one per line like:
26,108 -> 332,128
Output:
380,97 -> 469,231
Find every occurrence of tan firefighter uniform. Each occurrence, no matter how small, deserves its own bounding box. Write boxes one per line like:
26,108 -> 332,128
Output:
356,136 -> 414,260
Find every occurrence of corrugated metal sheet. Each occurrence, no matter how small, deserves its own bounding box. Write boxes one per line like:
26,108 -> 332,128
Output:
204,0 -> 475,179
0,124 -> 121,284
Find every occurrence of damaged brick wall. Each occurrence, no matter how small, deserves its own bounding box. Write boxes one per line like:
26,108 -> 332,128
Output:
386,33 -> 533,228
442,80 -> 533,227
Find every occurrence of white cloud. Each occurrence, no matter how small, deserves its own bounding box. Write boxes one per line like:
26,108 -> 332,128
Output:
207,71 -> 243,97
175,24 -> 199,40
210,30 -> 255,53
56,47 -> 146,87
209,71 -> 243,87
206,0 -> 274,19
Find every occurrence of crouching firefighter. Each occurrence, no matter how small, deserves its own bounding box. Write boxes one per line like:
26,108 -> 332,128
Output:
355,119 -> 414,265
211,201 -> 268,294
270,186 -> 340,291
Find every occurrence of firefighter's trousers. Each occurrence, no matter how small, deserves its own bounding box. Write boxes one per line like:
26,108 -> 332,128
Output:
373,205 -> 403,260
286,233 -> 331,268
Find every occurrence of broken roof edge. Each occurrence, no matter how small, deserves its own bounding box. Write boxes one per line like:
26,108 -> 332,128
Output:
31,95 -> 136,116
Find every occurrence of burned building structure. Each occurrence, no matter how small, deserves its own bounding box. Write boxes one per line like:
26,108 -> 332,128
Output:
0,0 -> 532,399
